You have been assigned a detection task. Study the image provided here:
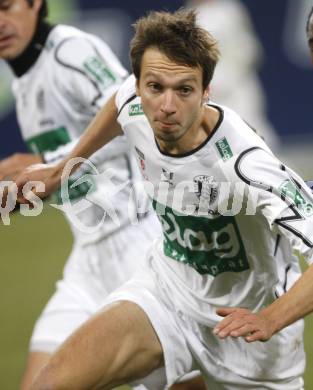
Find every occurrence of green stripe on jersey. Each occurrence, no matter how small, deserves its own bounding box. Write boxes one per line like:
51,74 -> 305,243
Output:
26,126 -> 70,154
153,200 -> 249,276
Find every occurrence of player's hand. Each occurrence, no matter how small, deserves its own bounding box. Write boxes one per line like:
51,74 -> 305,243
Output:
213,307 -> 275,342
0,153 -> 43,181
14,163 -> 62,204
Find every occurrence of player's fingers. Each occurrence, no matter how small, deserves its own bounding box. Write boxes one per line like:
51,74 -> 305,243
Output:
245,329 -> 267,343
216,307 -> 238,317
1,185 -> 8,208
230,323 -> 260,338
214,314 -> 242,336
215,317 -> 250,338
15,175 -> 29,204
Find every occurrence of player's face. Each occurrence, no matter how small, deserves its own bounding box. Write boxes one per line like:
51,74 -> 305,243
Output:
0,0 -> 41,60
136,47 -> 209,147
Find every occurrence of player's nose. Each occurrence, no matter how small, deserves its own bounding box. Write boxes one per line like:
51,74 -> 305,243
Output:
160,90 -> 176,115
0,16 -> 7,32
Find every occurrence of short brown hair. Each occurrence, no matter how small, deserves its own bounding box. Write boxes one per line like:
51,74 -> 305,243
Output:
26,0 -> 48,20
130,9 -> 219,90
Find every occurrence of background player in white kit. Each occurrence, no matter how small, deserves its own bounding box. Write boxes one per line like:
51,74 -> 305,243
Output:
0,1 -> 169,389
12,8 -> 313,390
307,5 -> 313,61
186,0 -> 279,148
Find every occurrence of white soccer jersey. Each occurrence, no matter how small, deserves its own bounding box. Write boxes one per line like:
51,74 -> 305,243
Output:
116,75 -> 313,326
12,25 -> 137,244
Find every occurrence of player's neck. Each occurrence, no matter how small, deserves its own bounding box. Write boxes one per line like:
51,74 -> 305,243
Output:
8,21 -> 54,77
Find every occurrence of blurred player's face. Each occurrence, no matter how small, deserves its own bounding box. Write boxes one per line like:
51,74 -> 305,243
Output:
0,0 -> 41,60
136,47 -> 209,149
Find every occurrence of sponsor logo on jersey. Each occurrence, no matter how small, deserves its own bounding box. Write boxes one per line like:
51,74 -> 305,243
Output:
278,179 -> 313,217
161,168 -> 174,185
153,200 -> 249,276
129,103 -> 144,116
215,137 -> 233,162
83,56 -> 116,88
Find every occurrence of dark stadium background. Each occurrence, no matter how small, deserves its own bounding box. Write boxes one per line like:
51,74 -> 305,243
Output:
0,0 -> 311,158
0,1 -> 312,389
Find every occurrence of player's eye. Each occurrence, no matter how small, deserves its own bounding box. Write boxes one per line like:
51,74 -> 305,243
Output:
0,0 -> 12,11
179,86 -> 193,96
148,83 -> 162,92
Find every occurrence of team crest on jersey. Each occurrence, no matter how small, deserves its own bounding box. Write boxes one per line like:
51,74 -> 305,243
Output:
193,175 -> 219,215
129,104 -> 144,116
161,168 -> 174,185
135,147 -> 148,180
278,179 -> 313,217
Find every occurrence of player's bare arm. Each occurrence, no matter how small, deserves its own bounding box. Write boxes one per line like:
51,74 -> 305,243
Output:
214,262 -> 313,342
0,153 -> 42,180
14,93 -> 122,203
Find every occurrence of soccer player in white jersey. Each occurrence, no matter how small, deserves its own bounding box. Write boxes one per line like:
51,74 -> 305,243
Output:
307,6 -> 313,62
12,9 -> 313,390
0,1 -> 173,389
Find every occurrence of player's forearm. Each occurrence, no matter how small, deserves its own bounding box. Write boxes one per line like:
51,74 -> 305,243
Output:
260,263 -> 313,334
54,93 -> 122,177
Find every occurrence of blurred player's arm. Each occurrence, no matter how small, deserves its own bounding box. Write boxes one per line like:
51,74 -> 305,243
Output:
0,153 -> 43,181
14,93 -> 122,202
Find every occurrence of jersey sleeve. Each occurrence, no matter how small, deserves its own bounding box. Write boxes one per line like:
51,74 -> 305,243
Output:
115,74 -> 137,114
233,147 -> 313,264
53,35 -> 128,114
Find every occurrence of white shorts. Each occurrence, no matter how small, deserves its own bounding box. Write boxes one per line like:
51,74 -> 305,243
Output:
30,212 -> 161,353
103,251 -> 305,390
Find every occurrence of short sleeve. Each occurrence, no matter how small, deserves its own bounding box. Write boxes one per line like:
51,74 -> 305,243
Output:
54,35 -> 128,114
234,147 -> 313,264
115,74 -> 137,113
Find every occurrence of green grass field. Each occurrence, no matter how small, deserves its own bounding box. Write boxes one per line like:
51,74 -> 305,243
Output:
0,206 -> 312,389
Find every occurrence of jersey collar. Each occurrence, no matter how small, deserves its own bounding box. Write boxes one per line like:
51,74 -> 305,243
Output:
8,21 -> 54,77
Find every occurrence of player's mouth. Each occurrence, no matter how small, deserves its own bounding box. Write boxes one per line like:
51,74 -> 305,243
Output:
156,120 -> 177,129
0,34 -> 14,48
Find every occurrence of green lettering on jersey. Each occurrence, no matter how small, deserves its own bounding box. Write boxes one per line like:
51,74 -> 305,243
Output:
129,104 -> 144,116
215,137 -> 233,162
26,127 -> 95,203
153,200 -> 249,276
83,56 -> 116,88
278,180 -> 313,217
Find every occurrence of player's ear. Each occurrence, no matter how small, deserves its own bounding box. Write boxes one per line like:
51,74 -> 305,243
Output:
135,79 -> 141,97
33,0 -> 43,14
202,86 -> 210,104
